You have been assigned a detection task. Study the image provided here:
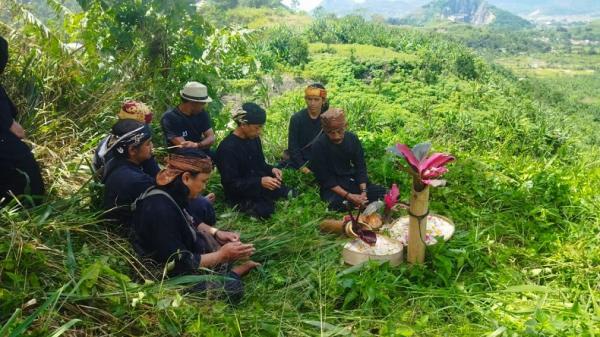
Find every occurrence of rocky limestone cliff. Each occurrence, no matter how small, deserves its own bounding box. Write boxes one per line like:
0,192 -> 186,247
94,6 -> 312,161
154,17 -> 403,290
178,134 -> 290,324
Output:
399,0 -> 531,28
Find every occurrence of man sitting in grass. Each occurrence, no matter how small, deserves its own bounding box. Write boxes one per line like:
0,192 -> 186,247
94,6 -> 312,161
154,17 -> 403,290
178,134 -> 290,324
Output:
0,36 -> 45,206
132,151 -> 259,302
102,120 -> 215,233
310,107 -> 386,211
161,81 -> 215,158
281,83 -> 329,173
102,119 -> 156,228
93,100 -> 159,180
215,103 -> 291,219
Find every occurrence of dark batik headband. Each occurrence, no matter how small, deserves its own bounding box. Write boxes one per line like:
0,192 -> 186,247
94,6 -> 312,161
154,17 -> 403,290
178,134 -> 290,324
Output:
321,107 -> 347,132
106,124 -> 152,155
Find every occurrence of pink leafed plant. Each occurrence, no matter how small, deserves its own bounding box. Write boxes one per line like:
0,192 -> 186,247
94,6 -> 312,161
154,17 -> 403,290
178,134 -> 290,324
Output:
384,183 -> 399,211
388,142 -> 455,187
383,183 -> 400,223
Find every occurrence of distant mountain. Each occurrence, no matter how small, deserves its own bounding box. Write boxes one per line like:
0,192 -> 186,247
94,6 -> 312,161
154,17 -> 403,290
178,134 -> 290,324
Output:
311,0 -> 600,22
398,0 -> 532,28
488,0 -> 600,17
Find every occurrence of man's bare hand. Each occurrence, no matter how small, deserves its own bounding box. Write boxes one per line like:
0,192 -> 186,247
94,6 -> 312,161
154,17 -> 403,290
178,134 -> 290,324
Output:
215,230 -> 240,244
272,168 -> 283,181
179,140 -> 198,148
218,242 -> 255,262
9,120 -> 25,139
261,176 -> 281,190
300,166 -> 311,174
347,193 -> 368,207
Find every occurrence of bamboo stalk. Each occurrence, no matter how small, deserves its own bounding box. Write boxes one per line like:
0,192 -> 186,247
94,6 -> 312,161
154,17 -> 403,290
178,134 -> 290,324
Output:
407,182 -> 429,264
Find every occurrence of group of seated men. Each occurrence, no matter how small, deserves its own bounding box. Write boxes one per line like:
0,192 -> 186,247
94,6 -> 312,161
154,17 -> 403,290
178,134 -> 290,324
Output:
1,35 -> 387,301
94,81 -> 387,301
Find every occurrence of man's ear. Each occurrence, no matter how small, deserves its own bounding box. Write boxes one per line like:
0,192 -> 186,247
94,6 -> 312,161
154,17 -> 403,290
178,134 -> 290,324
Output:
127,145 -> 137,158
181,171 -> 191,185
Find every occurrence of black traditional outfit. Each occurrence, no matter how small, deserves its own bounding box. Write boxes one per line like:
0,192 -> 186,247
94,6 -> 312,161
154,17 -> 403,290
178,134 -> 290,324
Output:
216,133 -> 289,219
285,108 -> 322,169
0,36 -> 44,205
215,103 -> 289,219
311,108 -> 385,211
132,154 -> 243,301
132,189 -> 243,301
311,132 -> 386,210
161,107 -> 213,158
103,157 -> 156,226
102,123 -> 215,230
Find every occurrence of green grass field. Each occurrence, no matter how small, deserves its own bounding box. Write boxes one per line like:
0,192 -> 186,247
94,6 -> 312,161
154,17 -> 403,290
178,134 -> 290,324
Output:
309,43 -> 419,63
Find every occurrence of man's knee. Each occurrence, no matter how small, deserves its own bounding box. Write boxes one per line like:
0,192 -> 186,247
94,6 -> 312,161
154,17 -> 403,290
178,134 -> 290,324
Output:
188,196 -> 216,225
323,194 -> 346,211
253,201 -> 275,219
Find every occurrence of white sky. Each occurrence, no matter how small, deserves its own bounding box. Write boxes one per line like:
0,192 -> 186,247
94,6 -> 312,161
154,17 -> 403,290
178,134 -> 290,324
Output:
281,0 -> 370,11
281,0 -> 324,11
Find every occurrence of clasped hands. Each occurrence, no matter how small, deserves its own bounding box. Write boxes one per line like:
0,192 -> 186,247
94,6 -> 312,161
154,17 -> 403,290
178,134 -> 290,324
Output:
261,168 -> 283,190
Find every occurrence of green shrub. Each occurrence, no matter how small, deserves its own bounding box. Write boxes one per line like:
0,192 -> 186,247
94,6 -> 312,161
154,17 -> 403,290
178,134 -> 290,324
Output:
255,26 -> 309,69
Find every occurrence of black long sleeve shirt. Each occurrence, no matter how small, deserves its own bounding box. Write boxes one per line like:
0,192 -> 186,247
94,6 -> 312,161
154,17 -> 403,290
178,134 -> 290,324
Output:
215,132 -> 273,204
310,131 -> 369,191
0,84 -> 30,160
133,193 -> 211,276
102,158 -> 156,226
287,108 -> 322,169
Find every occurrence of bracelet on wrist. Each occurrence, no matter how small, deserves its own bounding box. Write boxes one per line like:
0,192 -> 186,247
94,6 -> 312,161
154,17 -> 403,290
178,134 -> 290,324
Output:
343,191 -> 350,199
208,227 -> 219,236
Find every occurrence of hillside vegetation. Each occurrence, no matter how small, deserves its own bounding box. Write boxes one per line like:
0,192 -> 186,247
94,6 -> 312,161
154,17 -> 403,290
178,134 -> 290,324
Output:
1,2 -> 599,336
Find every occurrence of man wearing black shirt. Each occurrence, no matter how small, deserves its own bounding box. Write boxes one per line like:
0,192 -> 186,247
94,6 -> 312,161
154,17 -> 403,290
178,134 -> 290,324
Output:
161,81 -> 215,158
311,108 -> 386,211
215,103 -> 290,219
0,36 -> 44,206
284,84 -> 328,173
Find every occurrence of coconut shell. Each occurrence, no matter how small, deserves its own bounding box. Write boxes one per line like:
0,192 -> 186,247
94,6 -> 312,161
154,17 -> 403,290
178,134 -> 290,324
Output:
359,213 -> 383,229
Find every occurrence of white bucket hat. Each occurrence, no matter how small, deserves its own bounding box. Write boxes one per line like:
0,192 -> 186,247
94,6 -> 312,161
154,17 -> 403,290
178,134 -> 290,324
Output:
180,81 -> 213,103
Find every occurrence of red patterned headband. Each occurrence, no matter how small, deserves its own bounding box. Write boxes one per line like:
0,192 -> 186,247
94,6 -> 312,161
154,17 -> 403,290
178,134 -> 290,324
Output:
156,154 -> 213,186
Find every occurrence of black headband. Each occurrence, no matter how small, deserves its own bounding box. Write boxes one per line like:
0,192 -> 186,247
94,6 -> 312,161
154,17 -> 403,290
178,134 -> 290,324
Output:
181,92 -> 210,101
233,102 -> 266,125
